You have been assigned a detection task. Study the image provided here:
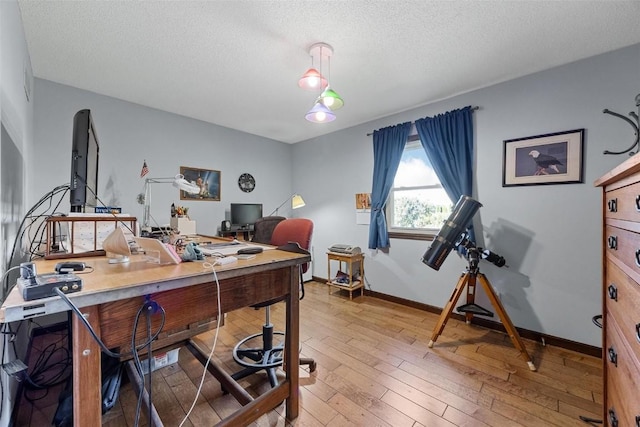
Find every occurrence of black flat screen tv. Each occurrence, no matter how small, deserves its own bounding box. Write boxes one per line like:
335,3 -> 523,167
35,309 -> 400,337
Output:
230,203 -> 263,228
69,109 -> 99,212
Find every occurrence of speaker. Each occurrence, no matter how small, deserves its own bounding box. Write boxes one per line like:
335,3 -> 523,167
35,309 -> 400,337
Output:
221,220 -> 231,231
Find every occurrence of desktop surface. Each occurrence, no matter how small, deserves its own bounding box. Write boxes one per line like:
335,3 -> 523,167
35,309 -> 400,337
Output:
0,242 -> 309,426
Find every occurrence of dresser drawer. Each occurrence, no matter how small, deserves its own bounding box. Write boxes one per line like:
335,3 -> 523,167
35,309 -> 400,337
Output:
605,261 -> 640,363
605,225 -> 640,275
605,181 -> 640,221
605,316 -> 640,427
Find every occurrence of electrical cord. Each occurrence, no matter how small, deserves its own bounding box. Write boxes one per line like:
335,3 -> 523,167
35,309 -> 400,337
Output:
178,262 -> 222,427
579,415 -> 603,425
56,287 -> 166,427
131,298 -> 165,427
53,288 -> 165,359
0,322 -> 9,420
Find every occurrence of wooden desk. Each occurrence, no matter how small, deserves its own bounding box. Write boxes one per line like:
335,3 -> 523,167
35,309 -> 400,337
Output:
0,245 -> 309,426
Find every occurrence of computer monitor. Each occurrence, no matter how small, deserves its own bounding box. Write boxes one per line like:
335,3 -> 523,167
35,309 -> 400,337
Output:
230,203 -> 262,228
69,109 -> 99,212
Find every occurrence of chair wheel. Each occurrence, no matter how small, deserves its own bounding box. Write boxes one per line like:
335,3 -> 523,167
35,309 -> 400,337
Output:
309,361 -> 317,372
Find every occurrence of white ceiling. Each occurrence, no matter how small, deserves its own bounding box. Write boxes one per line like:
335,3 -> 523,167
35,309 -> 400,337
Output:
17,1 -> 640,144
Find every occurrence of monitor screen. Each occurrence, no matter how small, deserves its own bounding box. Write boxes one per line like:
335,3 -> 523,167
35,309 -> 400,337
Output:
230,203 -> 263,227
69,109 -> 99,212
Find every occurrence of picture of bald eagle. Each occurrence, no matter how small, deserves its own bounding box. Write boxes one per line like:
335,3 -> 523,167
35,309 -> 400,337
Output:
528,150 -> 564,175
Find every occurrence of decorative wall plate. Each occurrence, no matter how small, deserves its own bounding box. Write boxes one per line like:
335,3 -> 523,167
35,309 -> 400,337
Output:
238,173 -> 256,192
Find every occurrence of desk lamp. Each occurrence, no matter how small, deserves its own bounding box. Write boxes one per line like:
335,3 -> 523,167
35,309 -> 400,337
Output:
268,194 -> 305,216
139,174 -> 200,231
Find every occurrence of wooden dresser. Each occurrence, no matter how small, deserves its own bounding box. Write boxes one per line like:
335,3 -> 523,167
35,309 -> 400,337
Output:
595,155 -> 640,427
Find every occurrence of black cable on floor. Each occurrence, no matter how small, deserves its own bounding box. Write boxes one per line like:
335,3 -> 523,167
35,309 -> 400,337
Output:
579,415 -> 603,425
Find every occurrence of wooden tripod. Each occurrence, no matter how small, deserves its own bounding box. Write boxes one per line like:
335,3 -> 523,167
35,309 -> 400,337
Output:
428,266 -> 537,371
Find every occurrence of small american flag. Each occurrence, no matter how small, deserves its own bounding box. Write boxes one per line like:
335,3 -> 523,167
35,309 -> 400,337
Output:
140,160 -> 149,178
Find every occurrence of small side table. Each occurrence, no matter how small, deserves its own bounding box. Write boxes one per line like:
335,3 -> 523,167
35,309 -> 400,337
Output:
326,252 -> 364,300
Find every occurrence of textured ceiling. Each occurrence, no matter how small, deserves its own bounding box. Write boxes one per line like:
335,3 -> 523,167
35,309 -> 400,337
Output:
17,1 -> 640,144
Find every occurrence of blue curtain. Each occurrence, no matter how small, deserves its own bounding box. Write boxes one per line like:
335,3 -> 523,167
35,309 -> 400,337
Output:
415,106 -> 475,241
368,122 -> 411,249
415,106 -> 474,201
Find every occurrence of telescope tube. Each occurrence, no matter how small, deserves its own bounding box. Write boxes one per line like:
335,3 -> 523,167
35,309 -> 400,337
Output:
421,195 -> 482,270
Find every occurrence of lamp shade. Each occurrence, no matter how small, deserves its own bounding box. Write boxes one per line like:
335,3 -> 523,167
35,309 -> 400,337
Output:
305,102 -> 336,123
291,194 -> 306,209
298,68 -> 328,91
172,174 -> 200,194
318,87 -> 344,110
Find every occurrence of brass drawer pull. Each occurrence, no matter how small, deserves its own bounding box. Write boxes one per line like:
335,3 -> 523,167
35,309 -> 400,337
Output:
608,284 -> 618,301
608,346 -> 618,367
608,408 -> 619,427
608,235 -> 618,249
608,198 -> 618,212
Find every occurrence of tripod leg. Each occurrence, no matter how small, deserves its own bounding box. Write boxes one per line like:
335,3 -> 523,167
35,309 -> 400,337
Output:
464,274 -> 477,324
477,274 -> 537,371
429,273 -> 468,348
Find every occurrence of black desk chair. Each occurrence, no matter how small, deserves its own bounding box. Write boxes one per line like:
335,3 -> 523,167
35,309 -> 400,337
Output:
231,218 -> 316,387
251,216 -> 286,244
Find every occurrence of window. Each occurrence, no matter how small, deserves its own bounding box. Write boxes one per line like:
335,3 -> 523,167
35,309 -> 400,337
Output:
387,136 -> 452,239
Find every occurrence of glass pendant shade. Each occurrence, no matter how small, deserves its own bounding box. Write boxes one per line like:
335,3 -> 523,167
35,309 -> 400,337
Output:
305,102 -> 336,123
298,68 -> 328,91
319,87 -> 344,110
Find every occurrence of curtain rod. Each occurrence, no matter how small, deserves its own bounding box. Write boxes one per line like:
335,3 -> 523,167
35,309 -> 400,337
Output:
366,106 -> 479,136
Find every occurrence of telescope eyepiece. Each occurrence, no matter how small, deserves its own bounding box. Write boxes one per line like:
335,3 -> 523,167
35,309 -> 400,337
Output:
482,249 -> 506,268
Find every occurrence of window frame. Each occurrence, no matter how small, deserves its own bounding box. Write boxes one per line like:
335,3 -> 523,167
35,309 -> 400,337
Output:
386,135 -> 450,241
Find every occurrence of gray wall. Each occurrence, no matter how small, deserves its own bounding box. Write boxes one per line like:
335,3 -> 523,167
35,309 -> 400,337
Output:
1,1 -> 33,424
32,80 -> 295,235
292,44 -> 640,348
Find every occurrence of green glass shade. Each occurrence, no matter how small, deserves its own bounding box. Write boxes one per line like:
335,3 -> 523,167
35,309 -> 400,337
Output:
319,87 -> 344,110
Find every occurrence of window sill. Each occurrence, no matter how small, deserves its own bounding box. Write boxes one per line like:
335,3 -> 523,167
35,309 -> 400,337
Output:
388,232 -> 435,241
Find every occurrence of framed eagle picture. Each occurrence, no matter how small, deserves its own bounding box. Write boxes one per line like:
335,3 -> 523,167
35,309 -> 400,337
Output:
502,129 -> 584,187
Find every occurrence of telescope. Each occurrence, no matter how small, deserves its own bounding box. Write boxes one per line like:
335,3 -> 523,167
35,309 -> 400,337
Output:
421,195 -> 506,270
421,195 -> 482,270
423,195 -> 534,371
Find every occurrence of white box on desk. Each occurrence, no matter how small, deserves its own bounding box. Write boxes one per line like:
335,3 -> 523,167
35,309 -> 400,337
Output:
170,217 -> 196,235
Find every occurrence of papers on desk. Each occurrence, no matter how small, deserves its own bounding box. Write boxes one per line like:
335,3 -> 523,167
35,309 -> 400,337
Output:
199,241 -> 272,256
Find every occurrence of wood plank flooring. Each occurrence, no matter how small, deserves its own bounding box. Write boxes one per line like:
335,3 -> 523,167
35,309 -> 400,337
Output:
16,281 -> 602,426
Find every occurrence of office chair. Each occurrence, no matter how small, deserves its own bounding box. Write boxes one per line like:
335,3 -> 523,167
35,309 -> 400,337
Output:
231,218 -> 316,388
251,216 -> 285,244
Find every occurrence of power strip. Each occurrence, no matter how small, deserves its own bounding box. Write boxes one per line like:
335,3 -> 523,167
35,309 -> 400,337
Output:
215,256 -> 237,266
2,359 -> 27,378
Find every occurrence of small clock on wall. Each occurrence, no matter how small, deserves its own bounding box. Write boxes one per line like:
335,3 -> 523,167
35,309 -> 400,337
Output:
238,173 -> 256,193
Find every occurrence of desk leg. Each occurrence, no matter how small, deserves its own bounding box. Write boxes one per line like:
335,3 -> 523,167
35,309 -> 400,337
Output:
285,265 -> 300,420
72,305 -> 102,427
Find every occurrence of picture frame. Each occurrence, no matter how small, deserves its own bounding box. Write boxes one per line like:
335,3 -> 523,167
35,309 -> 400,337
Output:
179,166 -> 221,201
502,129 -> 584,187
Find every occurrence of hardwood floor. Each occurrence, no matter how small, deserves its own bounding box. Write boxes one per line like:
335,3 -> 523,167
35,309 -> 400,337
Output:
17,281 -> 602,426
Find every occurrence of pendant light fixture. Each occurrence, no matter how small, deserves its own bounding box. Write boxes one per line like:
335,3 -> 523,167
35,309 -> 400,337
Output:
318,87 -> 344,110
305,102 -> 336,123
298,68 -> 327,91
299,42 -> 344,123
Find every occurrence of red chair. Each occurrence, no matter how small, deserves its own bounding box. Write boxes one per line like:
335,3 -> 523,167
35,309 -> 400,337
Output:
231,218 -> 316,387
